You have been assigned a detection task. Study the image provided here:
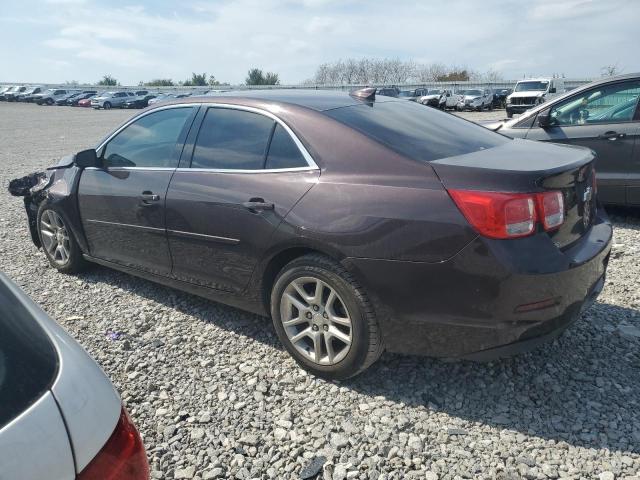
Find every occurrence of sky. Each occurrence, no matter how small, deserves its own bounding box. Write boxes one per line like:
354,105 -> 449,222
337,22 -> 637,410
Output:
0,0 -> 637,86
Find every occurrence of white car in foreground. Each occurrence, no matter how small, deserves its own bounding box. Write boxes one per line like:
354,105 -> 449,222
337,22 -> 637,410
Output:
0,272 -> 149,479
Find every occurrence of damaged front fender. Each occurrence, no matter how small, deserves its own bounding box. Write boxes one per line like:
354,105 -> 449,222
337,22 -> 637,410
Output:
8,155 -> 86,251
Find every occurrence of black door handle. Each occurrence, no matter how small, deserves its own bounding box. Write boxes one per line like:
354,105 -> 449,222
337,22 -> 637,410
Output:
140,191 -> 160,205
598,131 -> 625,140
242,198 -> 274,212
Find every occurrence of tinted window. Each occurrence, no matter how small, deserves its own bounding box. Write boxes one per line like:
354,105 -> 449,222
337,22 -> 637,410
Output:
265,124 -> 307,169
103,107 -> 194,168
191,108 -> 274,170
326,100 -> 508,162
0,278 -> 58,429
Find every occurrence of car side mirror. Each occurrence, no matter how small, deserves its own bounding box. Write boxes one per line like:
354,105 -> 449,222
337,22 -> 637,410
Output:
537,110 -> 552,128
549,87 -> 556,94
74,148 -> 100,168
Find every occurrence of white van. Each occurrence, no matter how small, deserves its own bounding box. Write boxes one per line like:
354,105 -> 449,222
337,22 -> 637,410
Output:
506,78 -> 565,117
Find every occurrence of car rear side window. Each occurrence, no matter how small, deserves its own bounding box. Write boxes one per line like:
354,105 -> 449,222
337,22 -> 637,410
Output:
326,100 -> 508,162
265,124 -> 307,169
0,281 -> 58,429
103,107 -> 194,168
191,108 -> 275,170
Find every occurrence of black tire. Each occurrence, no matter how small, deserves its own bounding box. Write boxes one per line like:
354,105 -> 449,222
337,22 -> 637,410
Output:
37,204 -> 87,273
46,98 -> 54,106
104,101 -> 112,110
270,254 -> 383,380
507,111 -> 513,118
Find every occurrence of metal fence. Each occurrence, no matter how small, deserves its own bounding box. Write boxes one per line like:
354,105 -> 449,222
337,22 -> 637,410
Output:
0,79 -> 594,94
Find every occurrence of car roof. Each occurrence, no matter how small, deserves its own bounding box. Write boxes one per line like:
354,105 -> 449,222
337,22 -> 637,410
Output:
160,89 -> 401,112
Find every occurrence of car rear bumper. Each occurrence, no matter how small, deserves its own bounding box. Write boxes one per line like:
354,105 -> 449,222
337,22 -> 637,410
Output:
344,207 -> 612,359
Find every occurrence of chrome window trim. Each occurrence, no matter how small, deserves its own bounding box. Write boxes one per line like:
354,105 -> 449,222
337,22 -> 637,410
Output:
175,166 -> 316,174
96,102 -> 319,173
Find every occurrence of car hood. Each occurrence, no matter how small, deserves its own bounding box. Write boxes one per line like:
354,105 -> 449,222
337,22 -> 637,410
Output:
464,95 -> 482,101
509,91 -> 545,98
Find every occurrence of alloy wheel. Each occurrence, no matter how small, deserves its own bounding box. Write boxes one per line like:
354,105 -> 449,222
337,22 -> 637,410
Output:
279,276 -> 353,365
40,210 -> 71,266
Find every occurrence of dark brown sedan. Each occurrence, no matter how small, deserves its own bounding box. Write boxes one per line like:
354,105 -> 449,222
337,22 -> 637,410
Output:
10,89 -> 612,379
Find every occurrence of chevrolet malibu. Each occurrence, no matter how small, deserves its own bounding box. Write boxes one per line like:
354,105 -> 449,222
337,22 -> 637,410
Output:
9,89 -> 612,379
0,273 -> 149,479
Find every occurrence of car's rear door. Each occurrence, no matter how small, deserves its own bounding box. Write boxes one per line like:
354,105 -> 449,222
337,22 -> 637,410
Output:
166,105 -> 319,293
526,79 -> 640,205
78,105 -> 198,274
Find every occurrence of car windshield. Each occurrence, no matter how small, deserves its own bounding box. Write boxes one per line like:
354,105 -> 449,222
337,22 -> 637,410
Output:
428,90 -> 442,95
465,90 -> 482,96
398,91 -> 414,97
0,276 -> 58,429
515,81 -> 549,92
326,100 -> 509,163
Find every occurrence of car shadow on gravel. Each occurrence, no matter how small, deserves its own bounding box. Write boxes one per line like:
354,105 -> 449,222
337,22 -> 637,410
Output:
348,302 -> 640,455
75,266 -> 639,455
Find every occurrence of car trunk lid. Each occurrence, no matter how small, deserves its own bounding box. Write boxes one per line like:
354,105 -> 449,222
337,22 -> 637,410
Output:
430,139 -> 597,248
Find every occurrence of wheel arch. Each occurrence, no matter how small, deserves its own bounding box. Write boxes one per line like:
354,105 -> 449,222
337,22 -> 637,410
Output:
256,243 -> 346,314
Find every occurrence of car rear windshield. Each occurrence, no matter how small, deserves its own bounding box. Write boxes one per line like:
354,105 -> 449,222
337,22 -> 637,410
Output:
0,278 -> 58,429
325,100 -> 509,162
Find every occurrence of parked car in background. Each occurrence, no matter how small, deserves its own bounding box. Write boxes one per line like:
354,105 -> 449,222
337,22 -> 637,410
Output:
506,78 -> 565,117
15,86 -> 43,101
10,89 -> 611,379
398,88 -> 428,102
34,89 -> 68,105
1,85 -> 27,101
91,91 -> 134,109
54,90 -> 82,106
78,97 -> 93,107
147,92 -> 192,106
438,90 -> 463,110
0,85 -> 12,97
68,91 -> 97,106
418,89 -> 446,108
492,88 -> 512,108
0,273 -> 149,479
124,94 -> 157,109
484,73 -> 640,206
376,86 -> 400,97
458,88 -> 494,111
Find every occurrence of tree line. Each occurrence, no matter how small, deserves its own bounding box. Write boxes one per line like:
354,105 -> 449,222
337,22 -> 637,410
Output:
91,69 -> 281,88
303,58 -> 506,85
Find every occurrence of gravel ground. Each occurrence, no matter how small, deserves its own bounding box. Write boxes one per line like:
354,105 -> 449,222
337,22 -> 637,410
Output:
1,102 -> 639,480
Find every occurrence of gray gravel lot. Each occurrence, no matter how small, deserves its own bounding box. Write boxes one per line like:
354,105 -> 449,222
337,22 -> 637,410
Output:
1,102 -> 639,480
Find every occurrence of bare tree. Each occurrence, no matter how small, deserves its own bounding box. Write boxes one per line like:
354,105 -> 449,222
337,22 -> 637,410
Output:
601,63 -> 622,77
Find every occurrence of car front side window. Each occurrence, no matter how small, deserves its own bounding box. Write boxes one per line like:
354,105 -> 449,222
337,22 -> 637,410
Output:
550,81 -> 640,126
103,107 -> 194,168
190,107 -> 275,170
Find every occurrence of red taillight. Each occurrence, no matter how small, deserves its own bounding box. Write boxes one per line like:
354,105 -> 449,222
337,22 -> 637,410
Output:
449,189 -> 565,239
77,407 -> 149,480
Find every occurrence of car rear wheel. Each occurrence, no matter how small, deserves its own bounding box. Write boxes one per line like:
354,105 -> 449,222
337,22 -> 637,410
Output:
271,254 -> 383,380
46,98 -> 54,106
104,101 -> 112,110
37,205 -> 86,273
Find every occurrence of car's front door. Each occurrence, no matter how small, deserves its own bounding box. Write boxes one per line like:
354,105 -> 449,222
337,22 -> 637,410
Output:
78,105 -> 198,274
166,105 -> 319,293
526,80 -> 640,205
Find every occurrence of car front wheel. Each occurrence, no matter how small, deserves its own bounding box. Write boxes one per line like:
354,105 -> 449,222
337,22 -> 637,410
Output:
37,205 -> 86,273
104,101 -> 112,109
271,254 -> 383,380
